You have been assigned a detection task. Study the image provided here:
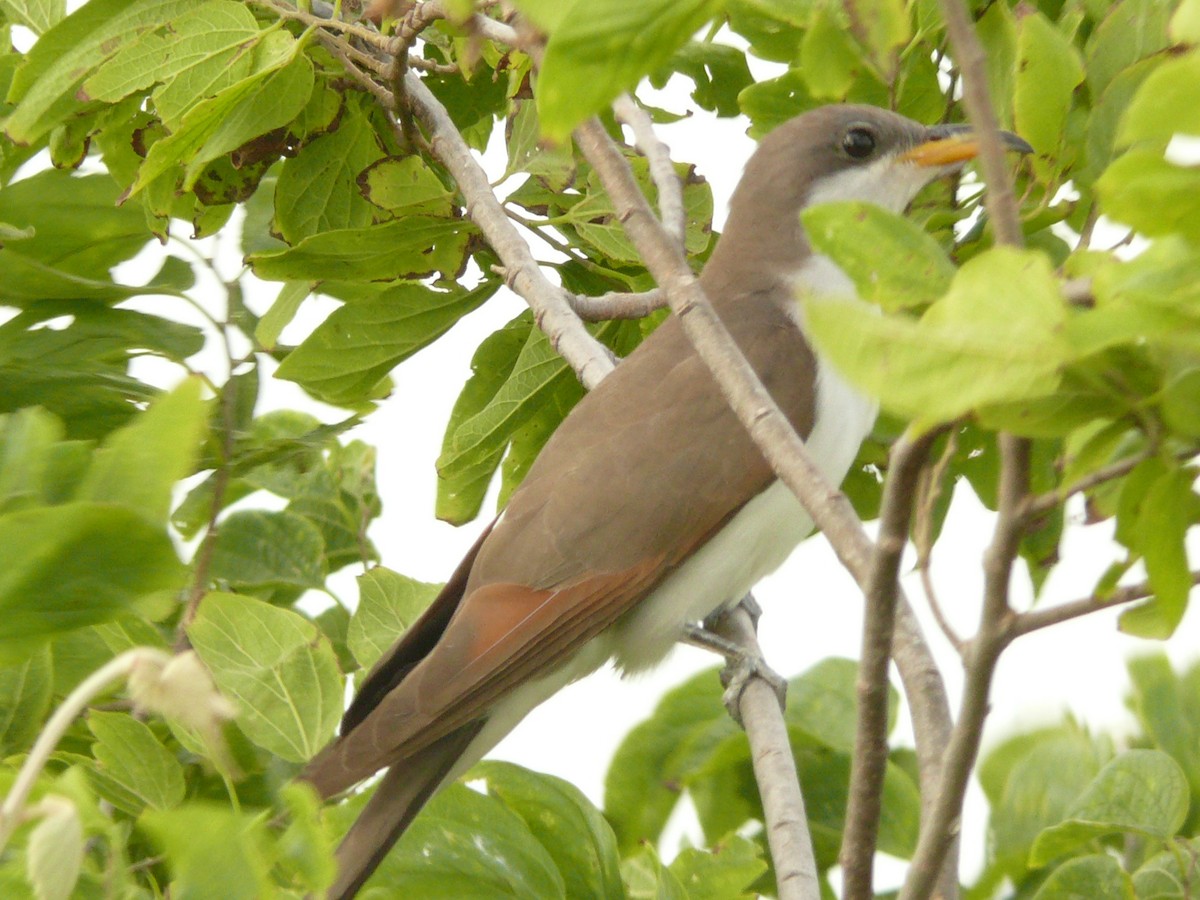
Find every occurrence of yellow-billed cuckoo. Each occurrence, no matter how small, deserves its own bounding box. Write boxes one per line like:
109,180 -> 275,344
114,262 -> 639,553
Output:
302,104 -> 1032,898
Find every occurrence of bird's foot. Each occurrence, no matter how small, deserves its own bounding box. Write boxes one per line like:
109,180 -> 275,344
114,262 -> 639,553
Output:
718,647 -> 788,727
681,622 -> 787,727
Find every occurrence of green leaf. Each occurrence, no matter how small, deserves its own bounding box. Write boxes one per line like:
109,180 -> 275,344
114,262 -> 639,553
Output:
1118,51 -> 1200,145
477,761 -> 625,900
4,0 -> 195,144
1085,0 -> 1172,98
82,0 -> 264,129
275,101 -> 385,243
87,710 -> 186,813
1173,0 -> 1200,41
187,592 -> 343,762
368,783 -> 567,898
0,407 -> 65,513
975,0 -> 1018,127
436,319 -> 575,476
1127,655 -> 1200,804
1080,57 -> 1159,186
0,504 -> 183,660
247,217 -> 473,283
0,0 -> 64,34
981,723 -> 1112,878
435,315 -> 531,524
801,201 -> 955,310
26,797 -> 83,900
604,667 -> 732,852
0,170 -> 152,283
667,834 -> 766,900
359,156 -> 454,213
786,657 -> 896,753
0,646 -> 51,755
805,247 -> 1069,424
130,39 -> 309,196
653,42 -> 753,118
536,0 -> 724,141
1133,836 -> 1200,898
736,69 -> 818,138
275,280 -> 497,406
254,282 -> 312,350
621,843 -> 689,900
141,804 -> 274,900
845,0 -> 910,72
76,379 -> 207,522
276,783 -> 337,893
1119,467 -> 1195,638
347,567 -> 441,671
207,510 -> 327,590
800,8 -> 864,100
1099,153 -> 1200,243
0,303 -> 203,441
1030,750 -> 1189,866
1013,11 -> 1084,157
1031,854 -> 1135,900
498,377 -> 584,507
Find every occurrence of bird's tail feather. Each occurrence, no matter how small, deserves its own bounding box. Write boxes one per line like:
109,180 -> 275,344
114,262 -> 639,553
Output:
324,722 -> 484,900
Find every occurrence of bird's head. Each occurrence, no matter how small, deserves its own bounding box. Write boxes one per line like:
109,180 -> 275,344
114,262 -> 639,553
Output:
703,104 -> 1032,294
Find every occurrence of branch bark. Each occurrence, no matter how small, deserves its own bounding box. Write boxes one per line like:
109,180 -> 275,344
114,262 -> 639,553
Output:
897,3 -> 1034,894
613,94 -> 687,248
402,72 -> 615,388
840,429 -> 942,899
710,604 -> 821,900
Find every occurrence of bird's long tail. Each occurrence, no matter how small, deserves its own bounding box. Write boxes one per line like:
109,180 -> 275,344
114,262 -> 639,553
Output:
319,723 -> 483,900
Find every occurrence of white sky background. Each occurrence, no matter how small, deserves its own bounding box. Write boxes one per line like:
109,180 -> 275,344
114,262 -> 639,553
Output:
12,11 -> 1199,889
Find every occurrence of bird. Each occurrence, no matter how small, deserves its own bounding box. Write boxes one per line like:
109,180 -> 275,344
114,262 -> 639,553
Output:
301,104 -> 1033,898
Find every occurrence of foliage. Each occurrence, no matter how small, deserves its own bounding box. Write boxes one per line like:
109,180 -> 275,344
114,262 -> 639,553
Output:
0,0 -> 1197,897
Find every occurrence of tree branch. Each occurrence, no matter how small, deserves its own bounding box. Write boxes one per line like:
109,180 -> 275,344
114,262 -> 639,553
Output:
1010,571 -> 1200,638
898,2 -> 1035,893
710,603 -> 821,900
841,429 -> 942,899
613,94 -> 687,248
901,433 -> 1028,900
402,73 -> 615,388
570,288 -> 665,321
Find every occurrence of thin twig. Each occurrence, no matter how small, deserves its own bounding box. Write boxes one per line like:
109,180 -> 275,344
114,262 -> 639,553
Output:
942,4 -> 1024,249
898,2 -> 1035,893
253,0 -> 393,50
710,603 -> 820,900
570,288 -> 666,321
901,433 -> 1028,900
315,31 -> 396,107
613,94 -> 687,248
841,429 -> 942,899
177,306 -> 241,648
1022,451 -> 1150,519
403,72 -> 614,387
1011,571 -> 1200,638
913,430 -> 966,652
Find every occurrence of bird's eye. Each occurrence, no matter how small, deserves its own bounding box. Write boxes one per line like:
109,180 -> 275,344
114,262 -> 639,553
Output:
842,126 -> 876,159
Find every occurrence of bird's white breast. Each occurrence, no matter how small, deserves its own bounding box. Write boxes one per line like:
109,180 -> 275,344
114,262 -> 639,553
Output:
605,253 -> 878,673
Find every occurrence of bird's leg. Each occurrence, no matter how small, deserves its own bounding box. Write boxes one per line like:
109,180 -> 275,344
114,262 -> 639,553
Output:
682,606 -> 787,727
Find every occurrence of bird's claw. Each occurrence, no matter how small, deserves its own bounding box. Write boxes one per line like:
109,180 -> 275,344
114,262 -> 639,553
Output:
719,648 -> 788,727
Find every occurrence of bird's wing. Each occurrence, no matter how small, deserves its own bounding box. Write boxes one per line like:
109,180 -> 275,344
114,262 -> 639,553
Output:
307,295 -> 819,792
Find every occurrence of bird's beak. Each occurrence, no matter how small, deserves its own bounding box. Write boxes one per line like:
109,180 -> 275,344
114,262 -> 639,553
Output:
900,123 -> 1034,167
